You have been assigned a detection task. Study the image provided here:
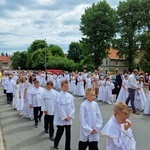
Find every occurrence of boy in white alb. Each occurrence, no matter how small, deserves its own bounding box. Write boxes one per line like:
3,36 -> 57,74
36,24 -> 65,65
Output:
54,80 -> 75,150
78,88 -> 103,150
101,102 -> 136,150
29,80 -> 44,128
41,81 -> 58,141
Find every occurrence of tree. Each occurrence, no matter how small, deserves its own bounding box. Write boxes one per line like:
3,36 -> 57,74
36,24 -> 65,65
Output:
49,44 -> 64,57
113,0 -> 148,72
47,56 -> 76,72
80,0 -> 117,69
27,39 -> 48,69
11,51 -> 28,69
67,42 -> 83,63
31,47 -> 51,70
5,53 -> 8,57
1,52 -> 4,56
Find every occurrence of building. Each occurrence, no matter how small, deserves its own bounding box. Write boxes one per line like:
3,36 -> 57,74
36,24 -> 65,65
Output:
99,48 -> 128,74
0,56 -> 11,70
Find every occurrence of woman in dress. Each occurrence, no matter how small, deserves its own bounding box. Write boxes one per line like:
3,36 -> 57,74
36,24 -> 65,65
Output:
116,74 -> 129,103
92,70 -> 99,97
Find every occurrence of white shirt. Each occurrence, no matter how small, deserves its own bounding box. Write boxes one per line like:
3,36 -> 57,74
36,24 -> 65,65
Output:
54,91 -> 75,126
41,89 -> 58,115
79,100 -> 103,142
5,78 -> 16,93
128,74 -> 138,89
29,86 -> 44,107
101,116 -> 136,150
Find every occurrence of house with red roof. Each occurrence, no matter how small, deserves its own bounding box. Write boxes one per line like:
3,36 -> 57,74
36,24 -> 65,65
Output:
0,56 -> 11,70
99,48 -> 128,74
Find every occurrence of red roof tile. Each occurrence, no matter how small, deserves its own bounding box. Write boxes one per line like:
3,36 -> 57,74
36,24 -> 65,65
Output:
108,48 -> 119,59
0,56 -> 11,62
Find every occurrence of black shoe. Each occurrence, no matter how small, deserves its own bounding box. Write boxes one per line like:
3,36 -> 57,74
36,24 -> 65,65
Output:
50,136 -> 54,141
54,146 -> 59,149
45,130 -> 48,134
34,123 -> 38,128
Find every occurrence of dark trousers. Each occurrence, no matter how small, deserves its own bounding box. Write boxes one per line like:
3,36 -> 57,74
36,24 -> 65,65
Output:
78,141 -> 98,150
4,89 -> 6,94
54,125 -> 71,150
33,107 -> 43,124
6,93 -> 13,103
44,114 -> 54,137
125,88 -> 136,112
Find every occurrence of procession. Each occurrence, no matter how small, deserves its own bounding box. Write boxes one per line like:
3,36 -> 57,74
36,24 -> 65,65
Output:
0,68 -> 150,150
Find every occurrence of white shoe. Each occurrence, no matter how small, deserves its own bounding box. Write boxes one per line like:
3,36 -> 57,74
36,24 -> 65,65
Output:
19,113 -> 22,116
107,102 -> 112,105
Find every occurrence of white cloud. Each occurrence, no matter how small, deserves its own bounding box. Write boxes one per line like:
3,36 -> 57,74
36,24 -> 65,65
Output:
0,0 -> 122,54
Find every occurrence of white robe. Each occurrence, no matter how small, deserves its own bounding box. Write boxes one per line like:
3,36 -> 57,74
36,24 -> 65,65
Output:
54,91 -> 75,126
101,116 -> 136,150
41,89 -> 58,115
134,82 -> 147,111
98,80 -> 106,101
79,100 -> 103,142
144,91 -> 150,114
116,80 -> 129,103
29,86 -> 45,107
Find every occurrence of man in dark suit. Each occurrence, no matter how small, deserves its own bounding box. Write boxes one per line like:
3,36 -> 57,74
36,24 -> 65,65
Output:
116,71 -> 124,99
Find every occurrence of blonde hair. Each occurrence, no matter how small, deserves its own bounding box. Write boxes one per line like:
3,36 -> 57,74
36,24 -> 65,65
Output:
114,102 -> 130,117
86,88 -> 95,95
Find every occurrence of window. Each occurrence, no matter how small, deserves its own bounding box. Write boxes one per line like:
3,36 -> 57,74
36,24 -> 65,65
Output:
116,60 -> 119,66
106,60 -> 108,66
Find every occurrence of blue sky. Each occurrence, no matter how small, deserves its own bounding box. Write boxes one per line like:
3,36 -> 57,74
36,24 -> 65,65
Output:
0,0 -> 122,55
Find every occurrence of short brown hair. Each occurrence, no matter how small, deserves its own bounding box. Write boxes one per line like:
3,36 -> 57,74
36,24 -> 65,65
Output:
114,102 -> 130,117
34,80 -> 39,84
46,81 -> 53,86
86,88 -> 95,95
61,80 -> 69,87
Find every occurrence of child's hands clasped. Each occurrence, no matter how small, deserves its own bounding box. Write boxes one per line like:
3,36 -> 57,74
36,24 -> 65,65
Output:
124,121 -> 132,130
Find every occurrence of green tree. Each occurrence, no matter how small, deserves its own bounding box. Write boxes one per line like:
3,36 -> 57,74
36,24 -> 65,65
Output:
27,39 -> 48,69
67,42 -> 83,63
31,47 -> 51,70
113,0 -> 148,72
11,51 -> 28,69
47,56 -> 76,72
1,52 -> 4,56
49,44 -> 64,57
80,0 -> 117,69
5,53 -> 8,57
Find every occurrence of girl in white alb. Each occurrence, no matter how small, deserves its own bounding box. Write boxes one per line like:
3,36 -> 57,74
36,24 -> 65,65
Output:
116,74 -> 129,103
105,77 -> 115,104
134,76 -> 147,111
144,81 -> 150,114
12,78 -> 21,109
98,76 -> 106,102
69,72 -> 76,93
75,72 -> 85,96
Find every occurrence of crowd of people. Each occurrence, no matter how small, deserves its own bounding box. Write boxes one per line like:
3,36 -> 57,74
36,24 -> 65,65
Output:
0,68 -> 150,150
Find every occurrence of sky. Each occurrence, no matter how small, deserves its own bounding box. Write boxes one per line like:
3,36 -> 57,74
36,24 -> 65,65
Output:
0,0 -> 122,55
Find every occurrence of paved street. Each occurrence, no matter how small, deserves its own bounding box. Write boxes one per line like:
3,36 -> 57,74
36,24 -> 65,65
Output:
0,86 -> 150,150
